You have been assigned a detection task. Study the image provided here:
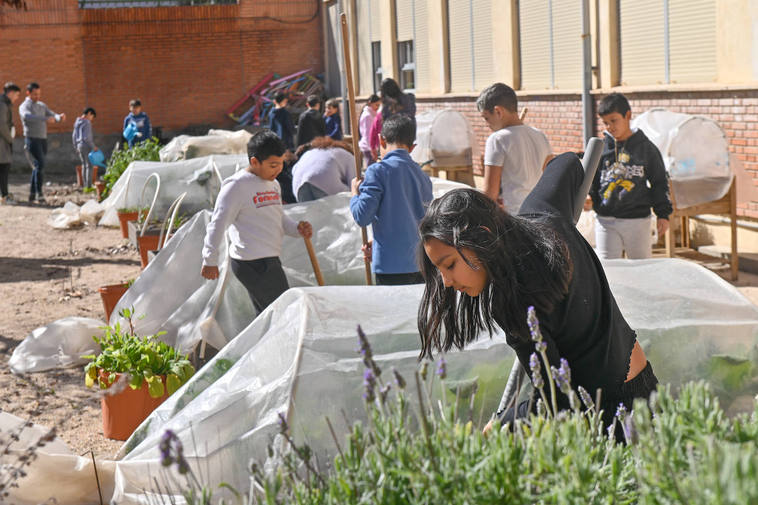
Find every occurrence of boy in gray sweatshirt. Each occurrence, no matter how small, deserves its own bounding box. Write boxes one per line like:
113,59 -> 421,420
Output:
19,82 -> 65,203
72,108 -> 98,189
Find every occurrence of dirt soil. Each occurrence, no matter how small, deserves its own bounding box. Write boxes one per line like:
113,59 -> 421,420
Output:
1,173 -> 141,458
3,172 -> 758,462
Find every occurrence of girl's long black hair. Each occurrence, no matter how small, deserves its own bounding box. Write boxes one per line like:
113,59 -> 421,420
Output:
417,189 -> 573,359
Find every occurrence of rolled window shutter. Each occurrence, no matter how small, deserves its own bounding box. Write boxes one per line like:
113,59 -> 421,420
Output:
472,0 -> 495,91
357,0 -> 375,95
370,0 -> 381,42
551,0 -> 582,89
396,0 -> 414,41
519,0 -> 552,90
449,0 -> 474,92
415,0 -> 430,92
669,0 -> 716,83
619,0 -> 665,86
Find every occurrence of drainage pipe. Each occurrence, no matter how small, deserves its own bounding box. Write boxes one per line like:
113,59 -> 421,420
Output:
581,0 -> 593,145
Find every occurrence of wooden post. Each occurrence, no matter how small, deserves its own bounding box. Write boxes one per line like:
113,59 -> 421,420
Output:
340,12 -> 373,285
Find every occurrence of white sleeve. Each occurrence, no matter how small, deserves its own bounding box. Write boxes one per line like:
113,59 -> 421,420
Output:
282,213 -> 299,237
202,183 -> 240,267
484,132 -> 507,168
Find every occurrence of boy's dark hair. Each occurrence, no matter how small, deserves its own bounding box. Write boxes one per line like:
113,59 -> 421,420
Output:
598,93 -> 631,117
325,98 -> 340,109
4,82 -> 20,93
274,92 -> 288,104
381,114 -> 415,147
26,82 -> 40,93
248,130 -> 287,161
417,187 -> 572,360
476,83 -> 517,113
129,99 -> 142,107
82,107 -> 96,117
306,94 -> 320,107
367,93 -> 380,104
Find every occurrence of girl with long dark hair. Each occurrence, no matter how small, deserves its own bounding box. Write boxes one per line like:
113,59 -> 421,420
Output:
417,153 -> 657,430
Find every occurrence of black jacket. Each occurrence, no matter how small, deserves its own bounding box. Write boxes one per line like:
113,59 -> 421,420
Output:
0,94 -> 13,164
589,130 -> 672,219
295,108 -> 326,148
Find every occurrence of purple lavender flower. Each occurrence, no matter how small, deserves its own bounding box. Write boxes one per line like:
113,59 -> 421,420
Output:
159,430 -> 174,467
577,385 -> 594,410
436,357 -> 447,380
277,412 -> 289,434
363,368 -> 376,403
420,362 -> 429,381
559,358 -> 572,384
529,353 -> 544,389
357,325 -> 381,377
534,340 -> 547,354
623,415 -> 638,444
526,306 -> 543,343
379,384 -> 391,404
615,403 -> 628,422
392,367 -> 406,389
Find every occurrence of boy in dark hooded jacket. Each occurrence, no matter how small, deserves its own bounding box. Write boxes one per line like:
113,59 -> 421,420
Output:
589,93 -> 672,259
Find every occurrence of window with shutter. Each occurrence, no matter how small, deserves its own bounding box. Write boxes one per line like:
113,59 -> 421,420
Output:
357,0 -> 375,95
448,0 -> 474,92
669,0 -> 716,84
472,0 -> 495,90
369,0 -> 381,42
551,0 -> 582,89
519,0 -> 552,90
618,0 -> 665,86
414,0 -> 430,92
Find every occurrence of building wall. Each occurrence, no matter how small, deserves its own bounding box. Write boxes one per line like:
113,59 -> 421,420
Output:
0,0 -> 322,171
347,0 -> 758,221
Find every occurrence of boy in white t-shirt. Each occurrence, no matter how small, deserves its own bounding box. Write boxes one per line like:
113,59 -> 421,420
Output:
477,83 -> 553,214
201,130 -> 313,312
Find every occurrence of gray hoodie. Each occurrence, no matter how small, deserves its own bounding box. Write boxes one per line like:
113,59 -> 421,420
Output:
72,117 -> 95,150
19,97 -> 59,139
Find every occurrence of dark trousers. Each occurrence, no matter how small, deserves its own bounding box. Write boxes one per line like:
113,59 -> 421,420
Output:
375,272 -> 424,286
24,137 -> 47,198
230,257 -> 290,313
0,163 -> 9,197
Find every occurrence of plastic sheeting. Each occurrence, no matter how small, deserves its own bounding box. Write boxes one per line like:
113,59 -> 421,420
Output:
7,258 -> 758,505
47,200 -> 105,229
632,108 -> 733,208
159,129 -> 253,162
8,317 -> 103,374
411,110 -> 476,168
98,154 -> 247,228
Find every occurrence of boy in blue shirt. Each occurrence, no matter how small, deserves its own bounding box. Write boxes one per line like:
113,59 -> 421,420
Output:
324,98 -> 343,140
268,92 -> 295,151
350,114 -> 433,285
123,99 -> 152,147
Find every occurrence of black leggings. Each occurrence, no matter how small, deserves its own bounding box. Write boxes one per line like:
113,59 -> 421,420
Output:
501,361 -> 658,442
0,163 -> 8,197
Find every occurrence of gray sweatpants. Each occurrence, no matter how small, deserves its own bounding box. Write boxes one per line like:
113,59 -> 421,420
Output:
595,215 -> 653,259
76,144 -> 93,189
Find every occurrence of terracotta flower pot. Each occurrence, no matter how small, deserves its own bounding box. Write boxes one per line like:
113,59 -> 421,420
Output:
117,210 -> 139,239
98,283 -> 129,321
99,371 -> 168,441
137,234 -> 161,269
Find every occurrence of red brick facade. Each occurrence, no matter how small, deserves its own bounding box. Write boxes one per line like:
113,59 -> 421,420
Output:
0,0 -> 323,136
408,89 -> 758,218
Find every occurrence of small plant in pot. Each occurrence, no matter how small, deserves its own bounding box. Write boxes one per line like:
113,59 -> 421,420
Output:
83,308 -> 195,440
117,206 -> 147,239
98,278 -> 135,322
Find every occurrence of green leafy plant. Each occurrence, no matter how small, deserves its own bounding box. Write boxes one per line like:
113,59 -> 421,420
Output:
103,138 -> 161,200
83,308 -> 195,399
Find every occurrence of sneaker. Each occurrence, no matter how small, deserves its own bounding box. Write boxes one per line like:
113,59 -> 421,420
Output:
5,194 -> 16,204
0,196 -> 6,205
36,194 -> 46,205
28,194 -> 35,203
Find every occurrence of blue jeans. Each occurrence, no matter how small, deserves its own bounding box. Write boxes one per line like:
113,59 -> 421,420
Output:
24,137 -> 47,198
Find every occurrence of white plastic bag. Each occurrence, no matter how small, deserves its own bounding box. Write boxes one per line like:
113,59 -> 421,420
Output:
8,317 -> 104,374
47,201 -> 82,229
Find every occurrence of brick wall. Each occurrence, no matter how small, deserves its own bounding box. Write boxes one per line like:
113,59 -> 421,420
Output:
0,0 -> 322,171
357,88 -> 758,218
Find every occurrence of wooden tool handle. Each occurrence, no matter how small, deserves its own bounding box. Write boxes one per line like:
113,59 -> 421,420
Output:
304,237 -> 325,287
